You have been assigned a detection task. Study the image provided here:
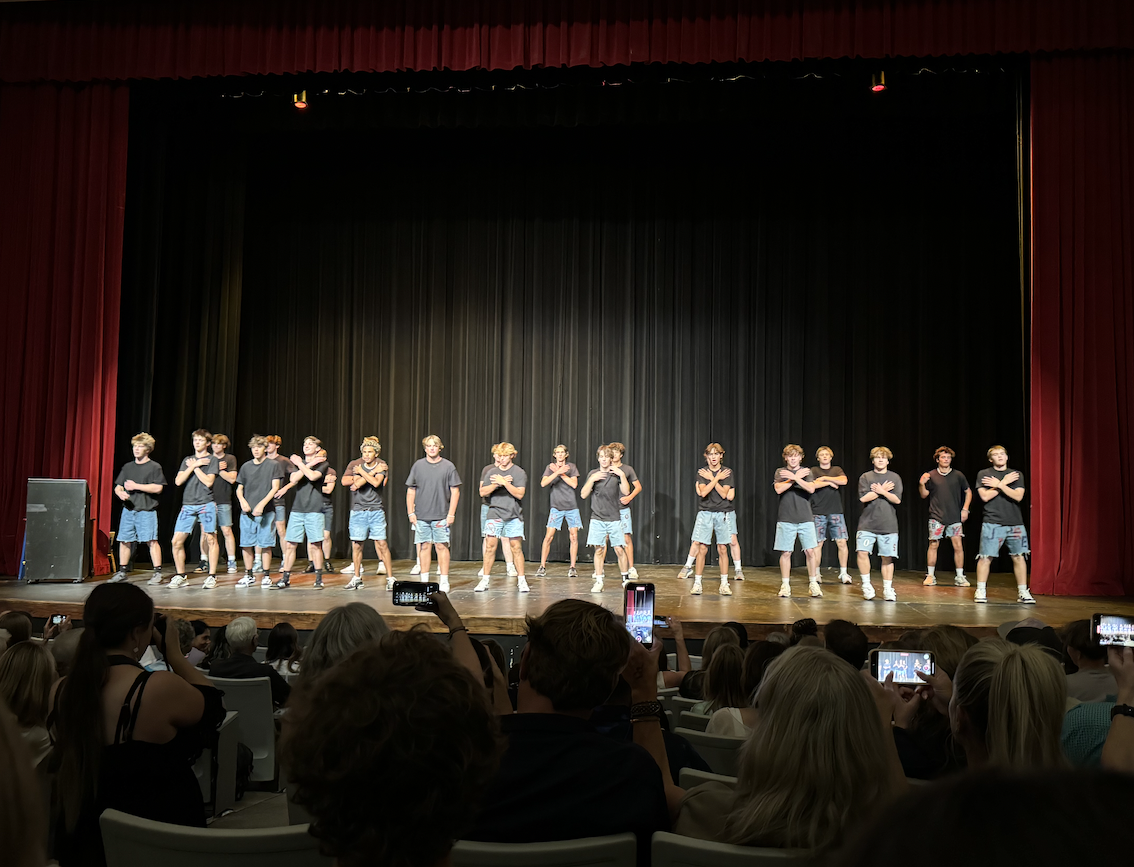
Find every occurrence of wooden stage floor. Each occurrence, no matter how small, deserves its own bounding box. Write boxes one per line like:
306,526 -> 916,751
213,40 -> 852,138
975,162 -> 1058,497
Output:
3,561 -> 1131,640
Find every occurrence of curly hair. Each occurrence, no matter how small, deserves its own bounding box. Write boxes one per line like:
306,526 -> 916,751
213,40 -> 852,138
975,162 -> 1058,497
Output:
280,629 -> 503,867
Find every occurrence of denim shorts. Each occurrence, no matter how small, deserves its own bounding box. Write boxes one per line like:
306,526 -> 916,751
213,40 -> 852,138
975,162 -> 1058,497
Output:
856,530 -> 899,558
928,519 -> 964,541
174,502 -> 217,534
273,502 -> 287,524
978,523 -> 1030,559
485,517 -> 525,539
775,521 -> 818,552
216,503 -> 233,528
285,511 -> 325,543
240,512 -> 276,549
547,508 -> 582,530
620,507 -> 634,535
321,503 -> 334,533
414,520 -> 451,545
721,511 -> 737,539
692,511 -> 731,545
588,519 -> 625,548
349,509 -> 387,542
813,513 -> 848,542
118,509 -> 159,543
480,503 -> 489,537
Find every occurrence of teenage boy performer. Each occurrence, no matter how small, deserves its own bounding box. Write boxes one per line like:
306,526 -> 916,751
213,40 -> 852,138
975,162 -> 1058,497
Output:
166,429 -> 221,589
343,436 -> 395,591
302,447 -> 336,574
405,435 -> 462,588
856,446 -> 904,602
580,445 -> 631,593
234,436 -> 285,587
264,435 -> 293,578
810,446 -> 852,584
475,443 -> 529,593
537,444 -> 581,578
607,442 -> 643,580
111,432 -> 167,582
477,446 -> 517,581
773,444 -> 820,598
686,443 -> 736,597
919,446 -> 972,587
272,437 -> 330,589
974,445 -> 1034,604
205,434 -> 239,575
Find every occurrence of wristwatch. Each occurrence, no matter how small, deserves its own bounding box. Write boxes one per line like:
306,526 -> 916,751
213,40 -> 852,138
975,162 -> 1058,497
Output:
1111,704 -> 1134,720
630,700 -> 663,722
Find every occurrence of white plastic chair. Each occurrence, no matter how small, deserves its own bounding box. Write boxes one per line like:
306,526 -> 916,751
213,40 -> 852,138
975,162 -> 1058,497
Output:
670,697 -> 700,713
652,831 -> 809,867
678,711 -> 712,732
667,654 -> 702,671
192,710 -> 240,815
99,809 -> 332,867
678,767 -> 738,788
674,728 -> 745,776
452,833 -> 637,867
207,675 -> 276,783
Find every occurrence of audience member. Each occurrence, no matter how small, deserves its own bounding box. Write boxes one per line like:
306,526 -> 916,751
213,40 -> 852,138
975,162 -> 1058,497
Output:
723,620 -> 749,650
282,629 -> 503,867
301,603 -> 390,681
208,616 -> 291,706
51,583 -> 224,867
0,611 -> 32,649
0,701 -> 47,867
691,643 -> 745,715
657,615 -> 693,688
186,620 -> 211,666
481,638 -> 507,679
50,626 -> 85,677
824,619 -> 869,670
675,646 -> 904,852
266,621 -> 303,676
464,599 -> 669,862
139,619 -> 195,672
706,640 -> 785,736
680,624 -> 739,699
1101,645 -> 1133,773
1059,619 -> 1117,702
788,617 -> 819,646
916,624 -> 977,678
0,641 -> 55,766
200,624 -> 230,670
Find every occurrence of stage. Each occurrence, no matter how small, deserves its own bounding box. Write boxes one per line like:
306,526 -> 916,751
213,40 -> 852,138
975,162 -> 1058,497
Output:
3,562 -> 1129,641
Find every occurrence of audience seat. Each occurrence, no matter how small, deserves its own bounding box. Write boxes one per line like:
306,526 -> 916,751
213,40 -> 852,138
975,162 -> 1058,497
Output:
678,768 -> 738,788
673,728 -> 745,776
670,697 -> 701,714
207,675 -> 276,783
192,710 -> 240,816
99,809 -> 332,867
452,832 -> 637,867
678,711 -> 712,732
667,654 -> 702,671
252,645 -> 268,663
652,831 -> 810,867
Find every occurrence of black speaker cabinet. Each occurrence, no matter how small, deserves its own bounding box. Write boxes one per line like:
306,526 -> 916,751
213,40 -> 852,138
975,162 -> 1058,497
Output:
25,478 -> 91,583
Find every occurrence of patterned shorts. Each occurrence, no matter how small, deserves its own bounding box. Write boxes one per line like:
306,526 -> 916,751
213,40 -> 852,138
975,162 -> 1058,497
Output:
814,513 -> 848,542
928,519 -> 964,540
978,523 -> 1030,558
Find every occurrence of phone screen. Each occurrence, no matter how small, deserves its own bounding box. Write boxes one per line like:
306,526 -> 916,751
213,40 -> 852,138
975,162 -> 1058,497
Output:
872,650 -> 935,686
1094,613 -> 1134,647
392,581 -> 440,606
51,614 -> 65,625
624,583 -> 656,646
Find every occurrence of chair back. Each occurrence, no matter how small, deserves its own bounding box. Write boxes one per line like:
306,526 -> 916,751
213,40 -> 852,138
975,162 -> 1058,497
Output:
652,831 -> 809,867
667,654 -> 702,671
670,697 -> 700,713
99,809 -> 332,867
678,767 -> 738,788
673,727 -> 745,776
678,711 -> 712,731
452,833 -> 637,867
207,675 -> 276,782
252,645 -> 268,663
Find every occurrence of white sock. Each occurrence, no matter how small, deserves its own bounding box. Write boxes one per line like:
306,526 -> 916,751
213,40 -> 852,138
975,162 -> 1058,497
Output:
685,555 -> 695,568
421,571 -> 429,580
883,578 -> 893,590
720,574 -> 728,582
977,580 -> 987,588
839,567 -> 850,576
1017,583 -> 1028,592
621,572 -> 629,581
733,557 -> 742,569
695,574 -> 702,581
861,573 -> 872,584
439,574 -> 448,582
809,573 -> 820,583
927,566 -> 936,576
956,568 -> 964,577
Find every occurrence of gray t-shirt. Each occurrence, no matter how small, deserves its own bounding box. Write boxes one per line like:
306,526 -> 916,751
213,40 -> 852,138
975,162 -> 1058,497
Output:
292,461 -> 330,513
697,467 -> 735,513
271,455 -> 294,500
180,453 -> 220,506
587,469 -> 624,522
236,458 -> 286,510
481,463 -> 528,521
545,462 -> 580,511
857,470 -> 904,534
114,460 -> 167,511
615,464 -> 639,503
977,467 -> 1025,526
774,467 -> 814,524
809,466 -> 846,516
212,453 -> 235,506
345,458 -> 386,511
405,458 -> 462,522
321,466 -> 337,506
479,464 -> 496,505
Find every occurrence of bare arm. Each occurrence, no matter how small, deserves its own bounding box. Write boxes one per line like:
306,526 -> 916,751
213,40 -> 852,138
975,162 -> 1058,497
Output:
321,473 -> 337,495
623,479 -> 643,504
1102,647 -> 1134,772
174,461 -> 195,486
194,469 -> 216,489
860,491 -> 880,503
446,487 -> 460,522
773,480 -> 794,494
406,487 -> 417,522
254,480 -> 280,514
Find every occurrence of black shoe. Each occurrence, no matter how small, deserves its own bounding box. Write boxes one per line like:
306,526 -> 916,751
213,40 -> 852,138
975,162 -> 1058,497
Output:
313,577 -> 324,590
272,575 -> 291,589
298,561 -> 315,574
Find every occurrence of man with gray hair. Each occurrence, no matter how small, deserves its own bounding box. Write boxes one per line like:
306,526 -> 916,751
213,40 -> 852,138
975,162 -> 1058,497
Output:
208,615 -> 291,706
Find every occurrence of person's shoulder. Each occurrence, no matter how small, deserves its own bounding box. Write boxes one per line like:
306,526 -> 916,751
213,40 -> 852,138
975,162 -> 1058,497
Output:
345,457 -> 361,470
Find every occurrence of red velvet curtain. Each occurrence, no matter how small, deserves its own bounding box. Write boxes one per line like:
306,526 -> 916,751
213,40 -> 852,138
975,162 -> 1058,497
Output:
1030,52 -> 1134,596
1,0 -> 1132,83
0,83 -> 130,576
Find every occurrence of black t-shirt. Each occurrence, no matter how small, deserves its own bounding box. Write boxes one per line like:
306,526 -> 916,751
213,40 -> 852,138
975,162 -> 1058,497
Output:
180,453 -> 221,506
114,460 -> 167,511
925,469 -> 970,524
809,465 -> 846,516
236,459 -> 286,510
212,453 -> 235,506
586,469 -> 625,522
857,470 -> 904,534
345,458 -> 386,511
696,467 -> 736,513
977,466 -> 1026,526
482,464 -> 528,521
773,466 -> 813,523
545,462 -> 580,511
270,454 -> 294,500
291,461 -> 330,513
321,466 -> 337,506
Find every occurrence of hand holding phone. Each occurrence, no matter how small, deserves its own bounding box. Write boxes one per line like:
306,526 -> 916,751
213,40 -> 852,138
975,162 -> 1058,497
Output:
870,649 -> 936,687
392,580 -> 440,609
623,583 -> 656,648
1093,613 -> 1134,648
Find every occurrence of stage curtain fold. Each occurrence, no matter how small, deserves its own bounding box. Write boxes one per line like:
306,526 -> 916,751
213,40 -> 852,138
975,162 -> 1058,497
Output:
0,82 -> 130,576
1030,52 -> 1134,597
1,1 -> 1133,84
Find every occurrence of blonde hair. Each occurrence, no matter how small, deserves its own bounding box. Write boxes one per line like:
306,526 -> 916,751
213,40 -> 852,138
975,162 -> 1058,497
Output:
782,444 -> 804,459
422,435 -> 444,449
703,644 -> 746,713
704,442 -> 725,456
0,643 -> 55,728
596,445 -> 614,459
870,446 -> 893,461
701,625 -> 740,671
987,445 -> 1008,460
212,434 -> 230,450
553,444 -> 569,457
723,646 -> 898,851
360,437 -> 381,455
815,446 -> 833,459
248,435 -> 268,449
493,442 -> 517,457
952,639 -> 1067,769
130,432 -> 155,453
302,604 -> 391,682
304,436 -> 322,449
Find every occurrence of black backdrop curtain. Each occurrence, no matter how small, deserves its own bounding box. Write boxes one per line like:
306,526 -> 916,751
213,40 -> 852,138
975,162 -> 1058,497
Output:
117,63 -> 1025,570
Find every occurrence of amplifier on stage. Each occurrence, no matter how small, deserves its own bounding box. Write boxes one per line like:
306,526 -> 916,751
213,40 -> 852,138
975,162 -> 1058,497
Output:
24,478 -> 92,583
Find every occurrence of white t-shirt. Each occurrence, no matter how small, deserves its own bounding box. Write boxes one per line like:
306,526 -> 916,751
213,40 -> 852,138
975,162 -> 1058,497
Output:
705,707 -> 751,737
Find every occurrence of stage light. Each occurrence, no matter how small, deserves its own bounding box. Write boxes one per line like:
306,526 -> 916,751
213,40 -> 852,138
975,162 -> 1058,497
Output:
293,90 -> 308,109
871,72 -> 887,92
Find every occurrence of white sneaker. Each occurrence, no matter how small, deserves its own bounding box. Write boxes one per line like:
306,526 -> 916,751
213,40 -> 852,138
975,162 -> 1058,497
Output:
475,577 -> 490,592
690,579 -> 703,596
954,574 -> 971,587
862,582 -> 876,601
590,575 -> 604,593
377,561 -> 386,574
719,579 -> 732,596
235,575 -> 255,588
261,575 -> 273,588
734,568 -> 744,581
203,575 -> 217,590
226,562 -> 238,574
677,565 -> 693,579
839,572 -> 852,584
410,563 -> 421,576
439,578 -> 450,592
778,582 -> 791,598
477,569 -> 484,577
882,587 -> 897,602
345,576 -> 364,591
974,586 -> 987,603
621,576 -> 630,589
506,564 -> 518,578
148,573 -> 165,586
1017,588 -> 1036,604
628,566 -> 639,580
808,581 -> 823,598
386,576 -> 396,591
169,574 -> 188,589
340,563 -> 355,574
517,577 -> 530,593
923,575 -> 937,586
